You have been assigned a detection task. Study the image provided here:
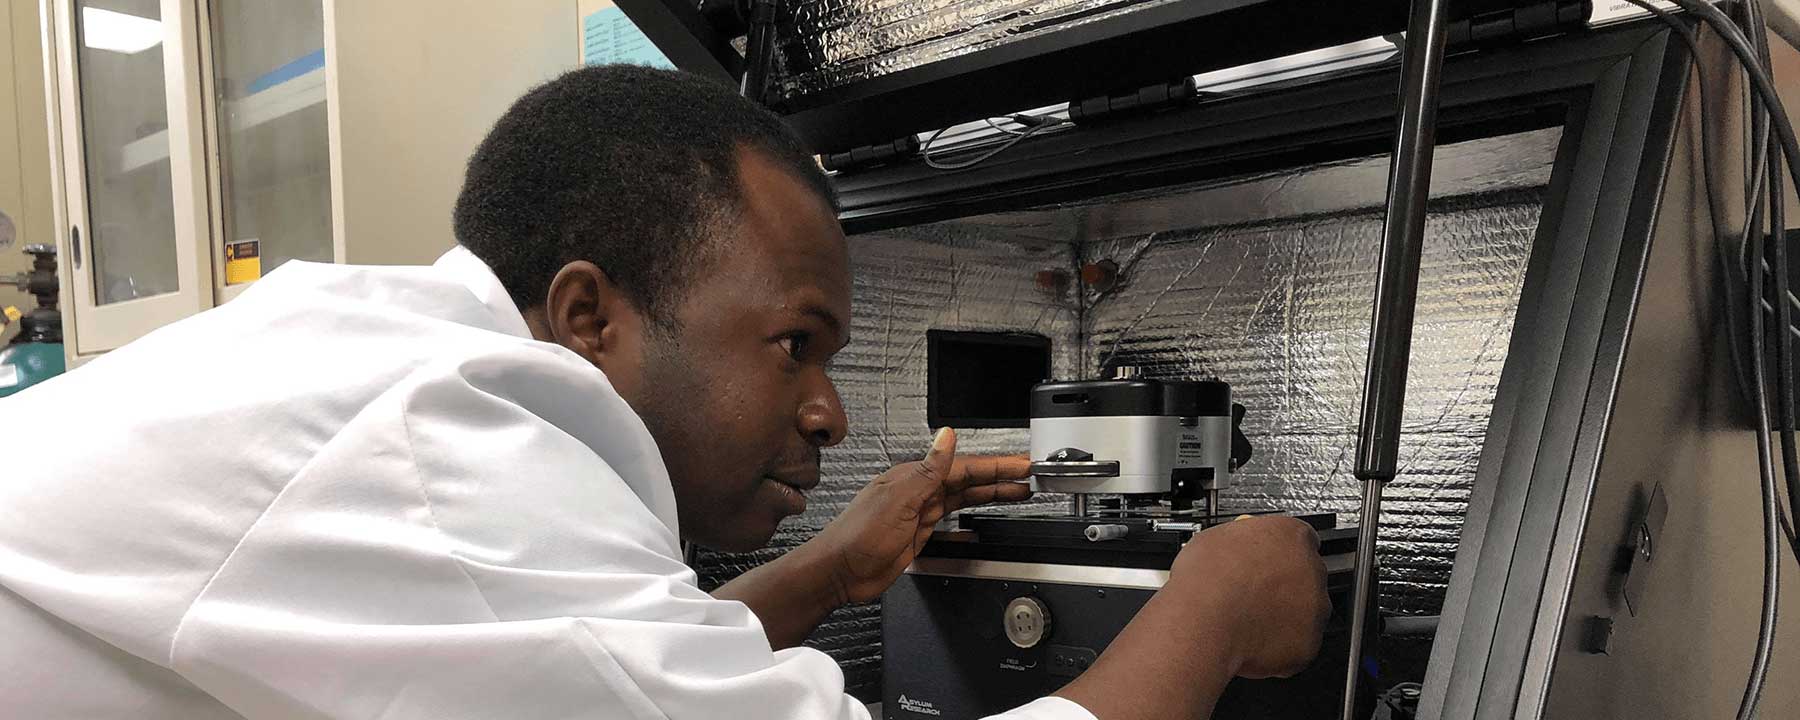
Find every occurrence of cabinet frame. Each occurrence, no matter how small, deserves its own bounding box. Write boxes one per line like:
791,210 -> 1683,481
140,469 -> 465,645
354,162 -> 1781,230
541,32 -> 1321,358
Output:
47,0 -> 215,354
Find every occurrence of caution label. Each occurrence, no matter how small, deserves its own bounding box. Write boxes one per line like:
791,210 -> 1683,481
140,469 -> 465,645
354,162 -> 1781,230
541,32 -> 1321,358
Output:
225,239 -> 262,285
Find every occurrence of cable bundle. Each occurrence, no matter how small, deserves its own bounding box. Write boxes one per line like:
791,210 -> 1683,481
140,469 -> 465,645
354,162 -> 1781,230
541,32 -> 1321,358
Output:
1627,2 -> 1799,717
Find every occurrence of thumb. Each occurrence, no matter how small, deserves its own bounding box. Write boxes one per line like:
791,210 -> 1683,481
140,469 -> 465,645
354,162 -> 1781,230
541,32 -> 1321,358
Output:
922,427 -> 957,479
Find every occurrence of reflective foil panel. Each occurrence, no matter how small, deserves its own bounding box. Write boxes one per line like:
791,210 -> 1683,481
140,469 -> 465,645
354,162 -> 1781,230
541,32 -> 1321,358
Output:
774,0 -> 1182,102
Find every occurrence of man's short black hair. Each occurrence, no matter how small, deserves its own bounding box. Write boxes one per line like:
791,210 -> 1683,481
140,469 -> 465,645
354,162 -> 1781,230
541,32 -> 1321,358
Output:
453,64 -> 834,322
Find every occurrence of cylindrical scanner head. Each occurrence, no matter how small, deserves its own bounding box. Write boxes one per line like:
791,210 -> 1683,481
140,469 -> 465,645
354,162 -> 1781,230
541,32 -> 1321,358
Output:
1030,415 -> 1182,494
1028,377 -> 1237,496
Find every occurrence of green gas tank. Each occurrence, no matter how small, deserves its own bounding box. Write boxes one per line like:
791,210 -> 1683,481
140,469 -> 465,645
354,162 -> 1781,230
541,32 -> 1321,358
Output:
0,340 -> 63,398
0,244 -> 66,397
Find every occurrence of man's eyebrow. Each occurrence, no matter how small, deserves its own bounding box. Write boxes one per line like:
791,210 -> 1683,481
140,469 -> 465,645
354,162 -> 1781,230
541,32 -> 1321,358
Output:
800,304 -> 850,345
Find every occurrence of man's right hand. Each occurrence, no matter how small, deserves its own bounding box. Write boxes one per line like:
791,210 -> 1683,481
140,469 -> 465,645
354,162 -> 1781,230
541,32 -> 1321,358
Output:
1171,515 -> 1330,679
1053,515 -> 1330,720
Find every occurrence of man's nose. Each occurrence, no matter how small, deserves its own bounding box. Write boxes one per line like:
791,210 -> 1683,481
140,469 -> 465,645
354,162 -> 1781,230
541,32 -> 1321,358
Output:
799,377 -> 848,447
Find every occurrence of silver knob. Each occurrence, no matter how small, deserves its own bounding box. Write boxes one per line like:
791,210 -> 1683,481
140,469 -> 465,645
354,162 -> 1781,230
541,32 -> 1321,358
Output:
1003,596 -> 1051,649
1084,524 -> 1130,542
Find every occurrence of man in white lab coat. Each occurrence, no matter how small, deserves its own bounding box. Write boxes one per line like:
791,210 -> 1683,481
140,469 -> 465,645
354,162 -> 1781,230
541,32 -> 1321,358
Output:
0,66 -> 1328,719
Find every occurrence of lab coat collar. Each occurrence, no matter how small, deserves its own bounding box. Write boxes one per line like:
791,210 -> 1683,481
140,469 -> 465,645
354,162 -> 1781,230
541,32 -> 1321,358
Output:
434,245 -> 534,341
431,245 -> 683,541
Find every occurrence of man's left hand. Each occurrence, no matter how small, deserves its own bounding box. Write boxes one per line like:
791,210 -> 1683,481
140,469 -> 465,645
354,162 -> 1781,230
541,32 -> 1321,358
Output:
814,427 -> 1033,604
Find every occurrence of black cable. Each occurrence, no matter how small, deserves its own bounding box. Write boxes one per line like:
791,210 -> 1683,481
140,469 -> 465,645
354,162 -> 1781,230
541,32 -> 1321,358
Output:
1644,1 -> 1759,401
1747,0 -> 1800,580
1657,0 -> 1800,240
1747,0 -> 1800,564
1744,2 -> 1788,714
1623,3 -> 1784,718
1632,0 -> 1800,552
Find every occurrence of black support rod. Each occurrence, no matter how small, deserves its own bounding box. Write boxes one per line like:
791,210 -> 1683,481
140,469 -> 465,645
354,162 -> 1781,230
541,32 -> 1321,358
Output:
1342,0 -> 1450,718
740,0 -> 779,103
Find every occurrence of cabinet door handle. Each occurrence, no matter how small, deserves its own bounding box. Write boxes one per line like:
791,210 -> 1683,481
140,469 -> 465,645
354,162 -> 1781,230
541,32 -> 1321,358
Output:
70,225 -> 83,269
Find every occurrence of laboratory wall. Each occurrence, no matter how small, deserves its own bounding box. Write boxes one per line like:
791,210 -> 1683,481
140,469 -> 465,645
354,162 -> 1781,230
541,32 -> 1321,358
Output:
326,0 -> 579,266
0,0 -> 53,346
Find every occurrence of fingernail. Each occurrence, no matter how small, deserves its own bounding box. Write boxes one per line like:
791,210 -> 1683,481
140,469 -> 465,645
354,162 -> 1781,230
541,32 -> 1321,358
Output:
1235,514 -> 1254,522
931,427 -> 953,453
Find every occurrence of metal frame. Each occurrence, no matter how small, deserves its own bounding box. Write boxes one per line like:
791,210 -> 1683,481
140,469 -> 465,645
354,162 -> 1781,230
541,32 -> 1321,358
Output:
618,0 -> 1569,153
616,0 -> 1583,154
610,0 -> 740,85
778,0 -> 1416,153
905,557 -> 1172,590
835,22 -> 1690,720
190,0 -> 331,305
190,0 -> 238,305
1424,27 -> 1686,720
46,0 -> 214,355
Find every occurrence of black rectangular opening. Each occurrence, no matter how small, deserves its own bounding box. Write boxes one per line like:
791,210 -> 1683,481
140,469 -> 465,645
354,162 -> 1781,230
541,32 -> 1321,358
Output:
927,329 -> 1052,429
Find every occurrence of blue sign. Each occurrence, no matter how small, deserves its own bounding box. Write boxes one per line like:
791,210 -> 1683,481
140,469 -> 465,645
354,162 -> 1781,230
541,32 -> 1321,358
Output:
584,7 -> 673,69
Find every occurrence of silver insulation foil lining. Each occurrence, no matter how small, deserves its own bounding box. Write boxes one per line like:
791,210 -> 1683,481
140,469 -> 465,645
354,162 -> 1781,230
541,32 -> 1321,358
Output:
692,127 -> 1560,696
774,0 -> 1182,101
1082,191 -> 1542,616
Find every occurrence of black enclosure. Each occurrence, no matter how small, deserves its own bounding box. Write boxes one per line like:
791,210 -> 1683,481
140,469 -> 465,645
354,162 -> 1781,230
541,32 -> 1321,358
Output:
616,0 -> 1585,154
829,21 -> 1693,720
623,1 -> 1776,715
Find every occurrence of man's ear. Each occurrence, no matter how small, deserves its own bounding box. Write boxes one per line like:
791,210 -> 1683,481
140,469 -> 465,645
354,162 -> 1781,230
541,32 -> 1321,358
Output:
542,260 -> 648,374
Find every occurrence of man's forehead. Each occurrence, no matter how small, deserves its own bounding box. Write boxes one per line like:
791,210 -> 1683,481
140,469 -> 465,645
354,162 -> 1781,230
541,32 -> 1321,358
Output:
731,149 -> 851,300
671,148 -> 849,327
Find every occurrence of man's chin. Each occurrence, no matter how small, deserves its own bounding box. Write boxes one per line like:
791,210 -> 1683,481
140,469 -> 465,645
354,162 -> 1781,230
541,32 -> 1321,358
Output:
687,518 -> 783,554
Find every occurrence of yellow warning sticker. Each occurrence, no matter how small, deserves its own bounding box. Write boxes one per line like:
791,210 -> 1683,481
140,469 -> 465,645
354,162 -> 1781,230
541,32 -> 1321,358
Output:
225,239 -> 262,285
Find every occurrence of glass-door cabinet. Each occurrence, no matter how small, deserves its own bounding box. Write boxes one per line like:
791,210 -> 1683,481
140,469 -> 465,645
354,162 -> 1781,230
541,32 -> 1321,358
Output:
199,0 -> 330,304
44,0 -> 329,355
43,0 -> 579,362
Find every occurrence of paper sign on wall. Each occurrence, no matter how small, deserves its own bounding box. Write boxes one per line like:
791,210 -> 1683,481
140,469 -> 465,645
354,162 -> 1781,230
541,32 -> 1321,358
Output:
583,6 -> 674,68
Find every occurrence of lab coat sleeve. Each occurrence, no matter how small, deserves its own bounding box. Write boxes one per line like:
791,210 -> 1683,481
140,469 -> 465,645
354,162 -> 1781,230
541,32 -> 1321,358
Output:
164,347 -> 870,720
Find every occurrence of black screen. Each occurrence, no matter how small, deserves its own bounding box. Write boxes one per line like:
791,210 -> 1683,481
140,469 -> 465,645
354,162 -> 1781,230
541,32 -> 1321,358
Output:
927,330 -> 1052,429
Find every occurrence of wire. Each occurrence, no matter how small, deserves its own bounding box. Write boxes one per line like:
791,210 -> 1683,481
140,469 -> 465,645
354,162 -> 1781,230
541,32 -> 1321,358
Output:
1746,0 -> 1800,563
984,117 -> 1029,136
922,115 -> 1071,172
1629,0 -> 1794,534
1623,3 -> 1787,718
1744,2 -> 1788,714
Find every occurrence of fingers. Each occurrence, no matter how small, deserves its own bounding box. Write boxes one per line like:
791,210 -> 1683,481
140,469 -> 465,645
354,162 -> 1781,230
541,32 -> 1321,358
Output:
922,427 -> 957,480
947,481 -> 1034,512
948,454 -> 1033,489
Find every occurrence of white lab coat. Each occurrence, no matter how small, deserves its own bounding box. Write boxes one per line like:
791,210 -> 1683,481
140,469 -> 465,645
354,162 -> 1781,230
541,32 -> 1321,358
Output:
0,247 -> 1092,720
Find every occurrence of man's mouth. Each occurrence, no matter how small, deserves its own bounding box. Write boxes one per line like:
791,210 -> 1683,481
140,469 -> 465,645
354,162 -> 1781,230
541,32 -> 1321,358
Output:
766,470 -> 820,494
765,468 -> 820,515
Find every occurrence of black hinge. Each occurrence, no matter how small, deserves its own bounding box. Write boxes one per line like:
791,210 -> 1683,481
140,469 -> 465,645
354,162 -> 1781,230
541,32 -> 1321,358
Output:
820,136 -> 920,173
1613,481 -> 1668,617
1068,78 -> 1198,125
1447,0 -> 1589,48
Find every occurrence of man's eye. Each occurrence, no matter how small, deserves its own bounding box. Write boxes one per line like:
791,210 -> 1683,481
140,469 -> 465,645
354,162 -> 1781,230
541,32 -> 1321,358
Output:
779,333 -> 810,360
